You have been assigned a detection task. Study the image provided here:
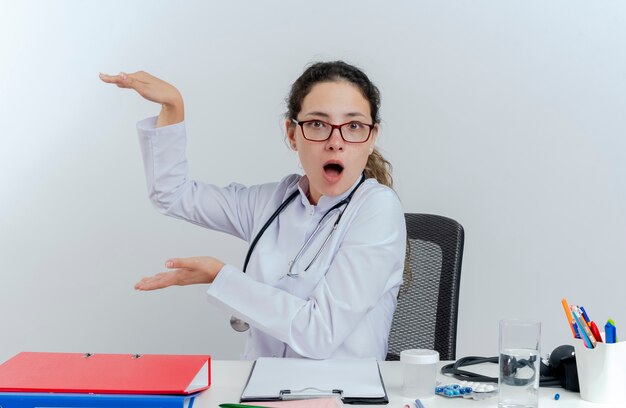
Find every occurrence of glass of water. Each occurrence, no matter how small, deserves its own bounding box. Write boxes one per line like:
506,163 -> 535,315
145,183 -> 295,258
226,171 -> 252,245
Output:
498,319 -> 541,408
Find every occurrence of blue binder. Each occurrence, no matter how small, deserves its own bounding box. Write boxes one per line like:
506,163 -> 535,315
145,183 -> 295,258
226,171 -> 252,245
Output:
0,391 -> 197,407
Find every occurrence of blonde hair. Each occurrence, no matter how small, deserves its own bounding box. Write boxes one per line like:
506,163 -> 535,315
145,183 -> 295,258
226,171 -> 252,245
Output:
364,147 -> 393,188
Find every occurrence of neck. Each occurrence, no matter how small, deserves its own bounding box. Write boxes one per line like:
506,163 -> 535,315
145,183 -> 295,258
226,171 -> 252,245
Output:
306,190 -> 316,205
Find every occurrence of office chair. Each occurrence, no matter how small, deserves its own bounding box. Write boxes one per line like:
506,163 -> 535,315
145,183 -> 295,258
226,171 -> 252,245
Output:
386,213 -> 465,361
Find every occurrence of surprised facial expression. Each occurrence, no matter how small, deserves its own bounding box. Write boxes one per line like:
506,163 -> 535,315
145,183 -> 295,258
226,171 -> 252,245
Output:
286,81 -> 378,204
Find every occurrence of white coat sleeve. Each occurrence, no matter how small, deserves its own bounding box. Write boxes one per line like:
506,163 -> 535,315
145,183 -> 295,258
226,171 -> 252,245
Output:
207,187 -> 406,359
136,116 -> 275,241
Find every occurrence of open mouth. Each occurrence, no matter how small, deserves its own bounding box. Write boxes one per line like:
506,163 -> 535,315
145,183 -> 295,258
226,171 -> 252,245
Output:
323,162 -> 344,177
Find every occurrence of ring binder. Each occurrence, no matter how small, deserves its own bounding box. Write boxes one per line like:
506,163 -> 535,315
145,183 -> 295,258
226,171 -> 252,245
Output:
279,388 -> 343,400
0,352 -> 211,395
0,391 -> 198,408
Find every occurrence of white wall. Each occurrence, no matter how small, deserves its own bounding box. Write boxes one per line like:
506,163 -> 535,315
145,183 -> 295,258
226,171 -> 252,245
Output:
1,0 -> 625,363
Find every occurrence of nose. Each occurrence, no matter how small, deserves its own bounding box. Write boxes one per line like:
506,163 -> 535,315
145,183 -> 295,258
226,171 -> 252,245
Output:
326,128 -> 344,151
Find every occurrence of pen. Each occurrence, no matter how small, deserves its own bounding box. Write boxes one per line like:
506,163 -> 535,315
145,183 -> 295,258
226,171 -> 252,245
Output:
574,306 -> 596,346
608,318 -> 618,342
571,306 -> 596,348
561,299 -> 578,338
589,321 -> 603,342
580,306 -> 591,324
572,322 -> 581,339
606,321 -> 617,344
219,404 -> 271,408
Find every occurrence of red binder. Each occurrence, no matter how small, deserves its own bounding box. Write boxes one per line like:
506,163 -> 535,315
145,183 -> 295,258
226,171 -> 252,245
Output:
0,352 -> 210,395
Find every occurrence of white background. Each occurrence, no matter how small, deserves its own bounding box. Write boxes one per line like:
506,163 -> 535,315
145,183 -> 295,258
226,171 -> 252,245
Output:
1,0 -> 625,363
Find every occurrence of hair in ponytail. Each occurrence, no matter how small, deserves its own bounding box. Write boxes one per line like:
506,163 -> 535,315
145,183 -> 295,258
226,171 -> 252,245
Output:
365,148 -> 393,189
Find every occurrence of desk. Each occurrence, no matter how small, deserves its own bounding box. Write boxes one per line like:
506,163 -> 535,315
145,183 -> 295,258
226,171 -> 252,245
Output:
195,360 -> 619,407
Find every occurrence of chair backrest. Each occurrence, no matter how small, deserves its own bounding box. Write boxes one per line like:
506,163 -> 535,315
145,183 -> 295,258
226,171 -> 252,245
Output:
386,213 -> 465,361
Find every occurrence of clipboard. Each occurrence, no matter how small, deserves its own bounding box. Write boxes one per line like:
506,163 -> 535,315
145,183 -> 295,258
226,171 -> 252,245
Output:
240,358 -> 388,405
0,352 -> 210,395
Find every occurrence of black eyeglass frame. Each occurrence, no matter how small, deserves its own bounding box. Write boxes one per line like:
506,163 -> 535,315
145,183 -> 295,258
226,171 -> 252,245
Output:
291,118 -> 376,143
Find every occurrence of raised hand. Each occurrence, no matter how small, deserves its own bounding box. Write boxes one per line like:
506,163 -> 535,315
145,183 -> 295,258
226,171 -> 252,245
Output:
134,256 -> 225,291
99,71 -> 184,126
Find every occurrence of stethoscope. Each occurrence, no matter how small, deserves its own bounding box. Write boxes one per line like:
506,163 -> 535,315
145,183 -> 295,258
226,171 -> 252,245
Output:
230,174 -> 367,332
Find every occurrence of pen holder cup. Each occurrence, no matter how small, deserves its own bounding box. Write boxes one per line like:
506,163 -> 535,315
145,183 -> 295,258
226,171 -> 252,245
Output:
575,340 -> 626,404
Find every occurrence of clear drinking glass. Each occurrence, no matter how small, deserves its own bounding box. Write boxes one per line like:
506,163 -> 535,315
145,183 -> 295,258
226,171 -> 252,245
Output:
498,319 -> 541,408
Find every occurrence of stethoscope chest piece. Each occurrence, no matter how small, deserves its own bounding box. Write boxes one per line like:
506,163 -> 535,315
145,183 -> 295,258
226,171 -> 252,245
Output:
230,316 -> 250,332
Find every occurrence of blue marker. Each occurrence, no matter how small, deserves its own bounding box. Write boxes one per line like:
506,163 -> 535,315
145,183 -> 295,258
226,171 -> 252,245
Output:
606,321 -> 617,343
415,399 -> 425,408
580,306 -> 591,323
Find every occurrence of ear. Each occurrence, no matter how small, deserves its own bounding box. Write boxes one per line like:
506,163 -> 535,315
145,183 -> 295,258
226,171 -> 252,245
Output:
285,119 -> 297,150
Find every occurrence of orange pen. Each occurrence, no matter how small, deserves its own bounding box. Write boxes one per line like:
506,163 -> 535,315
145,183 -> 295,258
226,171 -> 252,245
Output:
561,298 -> 578,338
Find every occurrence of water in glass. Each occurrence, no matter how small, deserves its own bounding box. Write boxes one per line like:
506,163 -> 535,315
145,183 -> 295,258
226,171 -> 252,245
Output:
498,348 -> 539,408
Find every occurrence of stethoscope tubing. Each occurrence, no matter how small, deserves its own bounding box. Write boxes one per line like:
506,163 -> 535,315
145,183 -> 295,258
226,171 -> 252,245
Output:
287,208 -> 341,276
242,190 -> 299,273
243,174 -> 365,274
231,174 -> 366,332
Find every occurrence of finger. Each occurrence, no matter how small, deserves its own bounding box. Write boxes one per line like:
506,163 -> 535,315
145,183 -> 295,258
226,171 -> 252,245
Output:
135,279 -> 169,291
134,276 -> 157,290
118,72 -> 150,92
101,71 -> 150,93
99,72 -> 125,85
134,272 -> 176,291
165,257 -> 199,270
99,72 -> 135,90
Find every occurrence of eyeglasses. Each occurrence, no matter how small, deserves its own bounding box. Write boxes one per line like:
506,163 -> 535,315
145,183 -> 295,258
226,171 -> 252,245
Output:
292,118 -> 375,143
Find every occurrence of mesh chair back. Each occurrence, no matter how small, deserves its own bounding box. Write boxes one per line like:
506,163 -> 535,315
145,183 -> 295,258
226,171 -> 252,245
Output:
386,213 -> 464,361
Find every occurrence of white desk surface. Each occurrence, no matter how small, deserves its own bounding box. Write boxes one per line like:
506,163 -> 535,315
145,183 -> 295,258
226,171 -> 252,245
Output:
194,360 -> 622,408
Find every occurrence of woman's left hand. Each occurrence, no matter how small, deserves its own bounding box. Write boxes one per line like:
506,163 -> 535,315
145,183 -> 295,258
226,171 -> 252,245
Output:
134,256 -> 225,291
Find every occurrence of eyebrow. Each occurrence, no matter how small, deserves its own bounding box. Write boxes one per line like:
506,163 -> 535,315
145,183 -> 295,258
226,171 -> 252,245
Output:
302,111 -> 368,120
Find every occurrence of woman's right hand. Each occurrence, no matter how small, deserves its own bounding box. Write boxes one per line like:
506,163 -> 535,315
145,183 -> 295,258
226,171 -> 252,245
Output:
99,71 -> 184,126
134,256 -> 225,291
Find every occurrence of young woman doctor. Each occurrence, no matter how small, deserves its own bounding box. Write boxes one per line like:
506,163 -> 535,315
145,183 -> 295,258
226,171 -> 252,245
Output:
100,61 -> 406,360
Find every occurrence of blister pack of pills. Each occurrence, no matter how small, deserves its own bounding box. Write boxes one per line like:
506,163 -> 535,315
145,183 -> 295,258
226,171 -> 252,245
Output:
435,381 -> 497,400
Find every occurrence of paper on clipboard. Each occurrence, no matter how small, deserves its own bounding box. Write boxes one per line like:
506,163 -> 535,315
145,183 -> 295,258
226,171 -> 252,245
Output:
248,397 -> 344,407
240,358 -> 387,404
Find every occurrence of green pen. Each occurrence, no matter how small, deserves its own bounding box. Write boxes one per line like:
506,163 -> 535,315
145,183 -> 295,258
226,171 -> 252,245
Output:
219,404 -> 272,408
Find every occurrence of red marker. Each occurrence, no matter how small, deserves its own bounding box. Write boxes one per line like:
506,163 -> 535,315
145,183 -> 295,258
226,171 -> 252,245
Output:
590,321 -> 603,342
